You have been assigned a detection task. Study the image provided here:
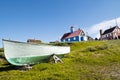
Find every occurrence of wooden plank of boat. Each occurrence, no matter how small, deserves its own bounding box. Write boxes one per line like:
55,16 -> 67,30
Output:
2,39 -> 70,66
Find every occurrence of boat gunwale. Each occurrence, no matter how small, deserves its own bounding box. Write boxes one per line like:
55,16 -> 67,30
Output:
2,39 -> 70,47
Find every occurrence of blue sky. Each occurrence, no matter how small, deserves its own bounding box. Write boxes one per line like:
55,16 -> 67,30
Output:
0,0 -> 120,47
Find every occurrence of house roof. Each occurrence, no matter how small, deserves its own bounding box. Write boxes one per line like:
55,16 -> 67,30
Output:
102,26 -> 118,35
61,32 -> 71,39
61,29 -> 83,39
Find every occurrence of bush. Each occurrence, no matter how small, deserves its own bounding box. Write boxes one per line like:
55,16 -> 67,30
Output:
86,46 -> 97,52
84,44 -> 108,52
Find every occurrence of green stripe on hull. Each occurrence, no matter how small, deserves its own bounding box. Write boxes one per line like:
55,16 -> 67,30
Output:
7,55 -> 50,66
7,54 -> 64,66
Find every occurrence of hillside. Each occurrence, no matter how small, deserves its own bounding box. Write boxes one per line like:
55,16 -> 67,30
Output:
0,40 -> 120,80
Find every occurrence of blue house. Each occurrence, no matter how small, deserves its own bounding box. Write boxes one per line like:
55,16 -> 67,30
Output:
61,26 -> 87,42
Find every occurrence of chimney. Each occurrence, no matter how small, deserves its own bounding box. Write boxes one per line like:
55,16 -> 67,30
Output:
99,29 -> 102,40
70,26 -> 74,33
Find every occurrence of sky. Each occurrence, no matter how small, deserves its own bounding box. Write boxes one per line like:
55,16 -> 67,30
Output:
0,0 -> 120,47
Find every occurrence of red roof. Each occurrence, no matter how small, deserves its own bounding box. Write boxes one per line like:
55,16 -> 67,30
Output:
27,39 -> 42,43
61,29 -> 83,39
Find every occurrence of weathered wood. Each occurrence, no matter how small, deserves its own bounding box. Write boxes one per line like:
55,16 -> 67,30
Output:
48,54 -> 63,63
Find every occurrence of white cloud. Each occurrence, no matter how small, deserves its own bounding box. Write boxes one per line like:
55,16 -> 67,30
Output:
87,17 -> 120,39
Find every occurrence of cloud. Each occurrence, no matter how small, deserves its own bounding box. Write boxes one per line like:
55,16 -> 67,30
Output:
87,17 -> 120,39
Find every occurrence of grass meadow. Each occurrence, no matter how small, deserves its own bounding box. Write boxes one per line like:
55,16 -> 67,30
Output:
0,40 -> 120,80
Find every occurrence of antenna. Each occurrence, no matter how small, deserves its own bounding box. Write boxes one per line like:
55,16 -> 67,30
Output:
115,18 -> 118,26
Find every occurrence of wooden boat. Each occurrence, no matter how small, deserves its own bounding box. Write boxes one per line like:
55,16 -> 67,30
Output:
2,39 -> 70,66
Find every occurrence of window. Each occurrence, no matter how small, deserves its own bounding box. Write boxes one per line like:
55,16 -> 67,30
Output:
106,34 -> 107,37
73,37 -> 76,40
109,33 -> 111,36
106,34 -> 108,37
68,38 -> 70,41
63,39 -> 65,42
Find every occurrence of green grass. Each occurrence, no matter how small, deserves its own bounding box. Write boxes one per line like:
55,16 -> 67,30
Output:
0,40 -> 120,80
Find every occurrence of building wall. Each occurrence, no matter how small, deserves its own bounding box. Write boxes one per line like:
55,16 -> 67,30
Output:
70,36 -> 79,42
61,36 -> 87,42
83,36 -> 88,41
61,36 -> 79,42
102,33 -> 113,40
113,28 -> 120,38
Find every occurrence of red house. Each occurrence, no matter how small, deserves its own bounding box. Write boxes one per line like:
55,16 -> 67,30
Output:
100,26 -> 120,40
27,39 -> 42,44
